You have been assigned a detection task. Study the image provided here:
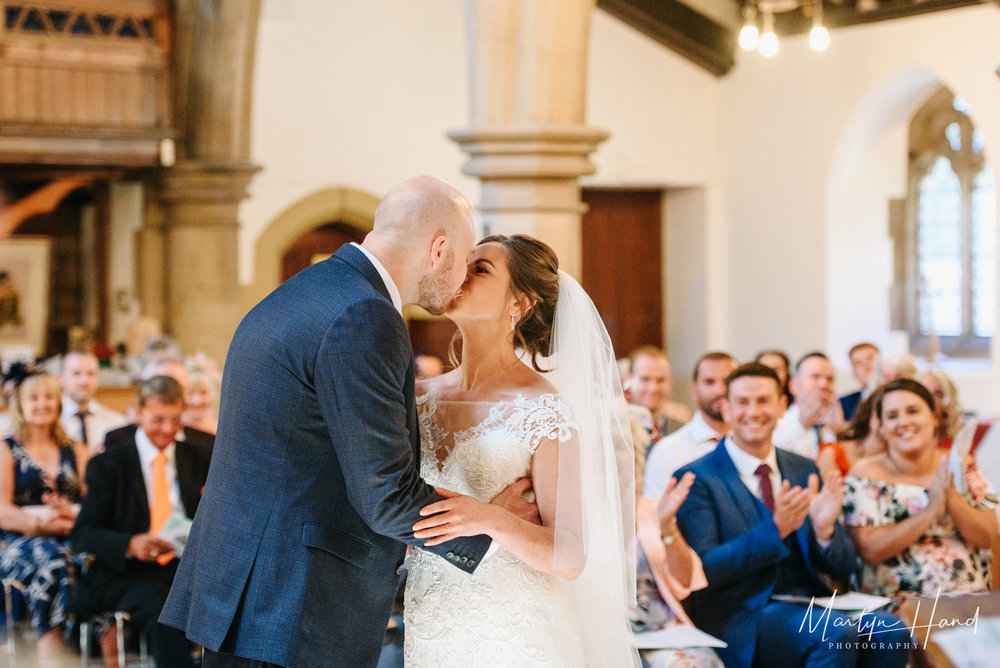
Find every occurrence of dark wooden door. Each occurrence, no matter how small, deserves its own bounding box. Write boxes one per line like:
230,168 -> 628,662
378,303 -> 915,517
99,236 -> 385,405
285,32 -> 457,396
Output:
281,222 -> 366,282
581,188 -> 663,358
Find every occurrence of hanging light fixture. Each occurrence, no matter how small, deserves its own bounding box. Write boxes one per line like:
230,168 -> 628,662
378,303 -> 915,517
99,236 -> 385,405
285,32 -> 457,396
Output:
758,9 -> 779,57
738,3 -> 759,51
809,0 -> 830,51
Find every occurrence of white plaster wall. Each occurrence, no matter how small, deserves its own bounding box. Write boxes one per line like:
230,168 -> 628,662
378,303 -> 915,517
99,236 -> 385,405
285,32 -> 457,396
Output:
720,5 -> 1000,412
241,0 -> 478,284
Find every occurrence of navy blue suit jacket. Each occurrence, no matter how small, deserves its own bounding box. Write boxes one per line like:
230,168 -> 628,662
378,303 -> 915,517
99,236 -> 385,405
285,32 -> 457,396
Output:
675,439 -> 858,668
159,244 -> 491,667
840,390 -> 863,422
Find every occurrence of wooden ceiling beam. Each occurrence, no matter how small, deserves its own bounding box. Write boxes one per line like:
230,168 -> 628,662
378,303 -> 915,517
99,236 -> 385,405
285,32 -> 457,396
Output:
597,0 -> 736,76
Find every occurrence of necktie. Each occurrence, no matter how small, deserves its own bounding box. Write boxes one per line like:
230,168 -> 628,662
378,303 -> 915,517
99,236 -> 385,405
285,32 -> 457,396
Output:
755,463 -> 775,511
150,452 -> 173,564
76,410 -> 91,447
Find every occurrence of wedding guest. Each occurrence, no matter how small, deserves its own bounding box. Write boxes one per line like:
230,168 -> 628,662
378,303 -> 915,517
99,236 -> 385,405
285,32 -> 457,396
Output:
754,349 -> 792,406
918,369 -> 963,449
876,353 -> 918,384
842,378 -> 998,610
59,350 -> 127,455
632,466 -> 722,668
643,352 -> 737,499
839,342 -> 879,421
72,375 -> 212,668
0,367 -> 86,667
817,387 -> 887,479
675,363 -> 910,668
627,346 -> 690,442
183,362 -> 220,435
773,352 -> 843,458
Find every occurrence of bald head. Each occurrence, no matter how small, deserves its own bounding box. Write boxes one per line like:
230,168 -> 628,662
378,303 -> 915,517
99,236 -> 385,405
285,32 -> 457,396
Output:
364,176 -> 478,312
372,175 -> 475,245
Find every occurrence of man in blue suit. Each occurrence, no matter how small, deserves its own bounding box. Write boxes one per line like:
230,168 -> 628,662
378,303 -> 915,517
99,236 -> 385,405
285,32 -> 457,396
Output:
160,176 -> 526,667
675,363 -> 911,668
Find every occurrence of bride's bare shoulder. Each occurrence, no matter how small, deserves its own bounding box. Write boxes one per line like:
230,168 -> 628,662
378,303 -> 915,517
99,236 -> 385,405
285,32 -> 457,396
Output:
512,367 -> 559,401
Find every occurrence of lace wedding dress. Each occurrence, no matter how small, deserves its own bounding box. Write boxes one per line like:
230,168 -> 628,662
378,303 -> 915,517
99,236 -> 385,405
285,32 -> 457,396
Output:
403,393 -> 586,667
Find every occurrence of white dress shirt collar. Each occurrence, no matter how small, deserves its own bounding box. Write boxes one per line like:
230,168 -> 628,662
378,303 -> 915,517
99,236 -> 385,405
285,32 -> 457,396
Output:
688,411 -> 726,444
351,243 -> 402,315
724,436 -> 782,502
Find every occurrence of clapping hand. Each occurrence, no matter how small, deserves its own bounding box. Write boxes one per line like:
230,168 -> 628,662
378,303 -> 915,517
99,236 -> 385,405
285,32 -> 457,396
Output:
808,471 -> 844,542
658,472 -> 694,536
797,388 -> 833,428
773,479 -> 815,538
927,454 -> 951,521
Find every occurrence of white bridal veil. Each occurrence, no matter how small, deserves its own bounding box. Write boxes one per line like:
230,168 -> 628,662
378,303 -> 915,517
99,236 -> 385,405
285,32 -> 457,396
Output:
544,270 -> 639,667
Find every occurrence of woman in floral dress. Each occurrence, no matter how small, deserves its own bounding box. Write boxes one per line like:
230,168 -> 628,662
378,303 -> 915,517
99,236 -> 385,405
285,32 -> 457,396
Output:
0,368 -> 87,666
841,378 -> 997,611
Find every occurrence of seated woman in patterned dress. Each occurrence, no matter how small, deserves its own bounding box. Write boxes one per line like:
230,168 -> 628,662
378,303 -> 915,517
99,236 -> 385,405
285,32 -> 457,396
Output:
0,367 -> 88,666
841,378 -> 997,611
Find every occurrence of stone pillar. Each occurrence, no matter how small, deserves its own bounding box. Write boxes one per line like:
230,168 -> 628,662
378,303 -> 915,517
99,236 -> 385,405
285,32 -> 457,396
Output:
140,0 -> 262,362
449,0 -> 607,278
154,162 -> 259,362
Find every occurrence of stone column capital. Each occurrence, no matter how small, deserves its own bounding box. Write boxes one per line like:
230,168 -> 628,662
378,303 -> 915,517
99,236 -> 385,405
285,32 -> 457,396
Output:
448,125 -> 609,180
156,161 -> 262,208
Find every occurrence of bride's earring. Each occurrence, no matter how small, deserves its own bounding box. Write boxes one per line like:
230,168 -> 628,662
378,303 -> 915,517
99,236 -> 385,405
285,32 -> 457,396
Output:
510,313 -> 517,331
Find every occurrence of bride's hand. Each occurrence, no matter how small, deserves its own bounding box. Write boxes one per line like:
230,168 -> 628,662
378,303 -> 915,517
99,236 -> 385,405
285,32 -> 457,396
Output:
414,487 -> 501,547
490,478 -> 541,525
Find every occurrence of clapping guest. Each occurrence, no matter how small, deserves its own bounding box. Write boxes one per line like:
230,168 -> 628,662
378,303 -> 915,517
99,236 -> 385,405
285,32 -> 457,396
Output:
0,367 -> 87,667
918,370 -> 963,449
817,387 -> 887,478
632,470 -> 722,668
842,379 -> 998,610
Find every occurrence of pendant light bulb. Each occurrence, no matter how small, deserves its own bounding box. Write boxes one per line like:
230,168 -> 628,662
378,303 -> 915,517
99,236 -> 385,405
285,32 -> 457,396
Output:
759,11 -> 778,57
809,1 -> 829,51
739,5 -> 759,51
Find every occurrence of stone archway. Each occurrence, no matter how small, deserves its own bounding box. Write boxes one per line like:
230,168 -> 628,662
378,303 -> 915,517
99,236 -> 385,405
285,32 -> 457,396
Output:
242,187 -> 380,310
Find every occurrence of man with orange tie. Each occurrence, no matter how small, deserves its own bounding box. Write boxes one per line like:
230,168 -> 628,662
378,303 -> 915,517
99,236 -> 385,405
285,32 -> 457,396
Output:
72,375 -> 212,667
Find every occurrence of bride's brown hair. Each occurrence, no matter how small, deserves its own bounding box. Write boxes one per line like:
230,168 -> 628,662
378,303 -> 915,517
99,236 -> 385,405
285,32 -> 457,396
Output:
448,234 -> 560,372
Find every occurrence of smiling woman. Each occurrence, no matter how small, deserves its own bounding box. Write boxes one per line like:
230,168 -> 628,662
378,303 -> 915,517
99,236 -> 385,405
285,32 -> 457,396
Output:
0,370 -> 87,664
841,378 -> 999,611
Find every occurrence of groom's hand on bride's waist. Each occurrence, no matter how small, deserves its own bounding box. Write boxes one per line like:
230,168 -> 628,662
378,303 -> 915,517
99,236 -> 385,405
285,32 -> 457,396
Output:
489,478 -> 541,525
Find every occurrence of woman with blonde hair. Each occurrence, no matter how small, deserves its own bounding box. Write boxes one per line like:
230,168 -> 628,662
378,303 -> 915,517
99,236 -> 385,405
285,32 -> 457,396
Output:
919,369 -> 963,448
183,359 -> 221,435
0,365 -> 87,666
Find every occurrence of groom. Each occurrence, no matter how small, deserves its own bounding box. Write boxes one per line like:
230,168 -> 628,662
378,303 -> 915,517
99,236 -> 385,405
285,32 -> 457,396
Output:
161,176 -> 514,667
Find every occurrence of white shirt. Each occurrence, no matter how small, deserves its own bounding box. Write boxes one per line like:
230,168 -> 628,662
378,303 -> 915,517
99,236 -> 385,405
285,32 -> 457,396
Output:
135,428 -> 185,519
61,397 -> 128,455
772,404 -> 836,460
351,243 -> 403,315
643,412 -> 724,499
724,437 -> 783,504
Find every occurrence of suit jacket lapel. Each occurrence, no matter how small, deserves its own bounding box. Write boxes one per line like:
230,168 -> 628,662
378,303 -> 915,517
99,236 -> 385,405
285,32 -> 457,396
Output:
713,439 -> 767,530
176,443 -> 200,519
125,443 -> 151,531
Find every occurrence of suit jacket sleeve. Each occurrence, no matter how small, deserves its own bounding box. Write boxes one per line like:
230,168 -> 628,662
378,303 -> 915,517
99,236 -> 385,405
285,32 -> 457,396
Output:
676,467 -> 790,589
315,296 -> 490,564
71,454 -> 134,572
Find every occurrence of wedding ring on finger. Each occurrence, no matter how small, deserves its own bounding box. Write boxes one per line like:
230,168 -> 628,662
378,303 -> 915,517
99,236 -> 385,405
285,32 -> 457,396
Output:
151,549 -> 159,558
444,523 -> 450,533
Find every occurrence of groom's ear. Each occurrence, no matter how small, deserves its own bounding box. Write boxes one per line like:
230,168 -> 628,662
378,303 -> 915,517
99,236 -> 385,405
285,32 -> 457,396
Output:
428,233 -> 448,269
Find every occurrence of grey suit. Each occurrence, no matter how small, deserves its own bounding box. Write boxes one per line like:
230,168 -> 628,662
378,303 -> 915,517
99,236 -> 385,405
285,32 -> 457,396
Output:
160,244 -> 491,667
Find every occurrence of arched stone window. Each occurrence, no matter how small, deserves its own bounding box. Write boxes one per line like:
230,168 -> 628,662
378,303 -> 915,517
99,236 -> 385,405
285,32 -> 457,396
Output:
904,86 -> 996,358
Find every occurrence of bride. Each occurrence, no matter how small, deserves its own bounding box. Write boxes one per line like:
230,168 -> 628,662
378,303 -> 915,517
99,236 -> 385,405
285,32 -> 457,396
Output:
406,234 -> 639,667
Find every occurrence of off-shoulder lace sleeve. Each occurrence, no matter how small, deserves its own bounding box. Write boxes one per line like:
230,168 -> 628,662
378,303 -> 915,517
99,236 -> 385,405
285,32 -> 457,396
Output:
508,394 -> 578,454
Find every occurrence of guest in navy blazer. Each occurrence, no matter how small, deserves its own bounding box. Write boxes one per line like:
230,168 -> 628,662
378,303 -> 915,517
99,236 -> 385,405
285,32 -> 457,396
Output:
160,177 -> 533,668
675,363 -> 911,668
